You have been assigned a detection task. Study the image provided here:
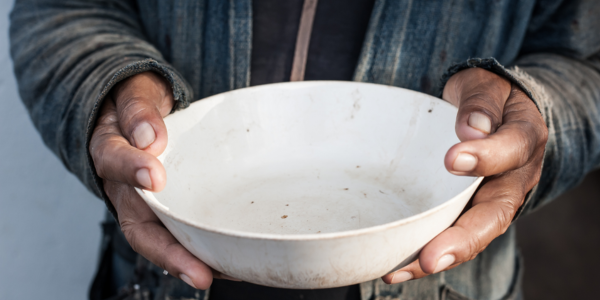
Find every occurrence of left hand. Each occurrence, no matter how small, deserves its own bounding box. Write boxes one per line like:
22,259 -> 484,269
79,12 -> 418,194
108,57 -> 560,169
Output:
382,67 -> 548,284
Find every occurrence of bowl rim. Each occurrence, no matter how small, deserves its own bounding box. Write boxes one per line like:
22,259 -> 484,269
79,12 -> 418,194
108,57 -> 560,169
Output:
135,81 -> 485,241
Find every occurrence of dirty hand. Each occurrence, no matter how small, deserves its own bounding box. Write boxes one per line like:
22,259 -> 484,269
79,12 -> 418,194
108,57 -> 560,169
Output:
383,68 -> 548,284
89,72 -> 229,290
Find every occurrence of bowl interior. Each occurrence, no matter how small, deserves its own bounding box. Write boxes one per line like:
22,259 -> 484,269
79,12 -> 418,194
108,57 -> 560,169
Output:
153,82 -> 477,236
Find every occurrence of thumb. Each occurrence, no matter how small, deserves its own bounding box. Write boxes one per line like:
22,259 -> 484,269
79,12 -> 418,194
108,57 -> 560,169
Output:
112,71 -> 175,156
442,68 -> 511,142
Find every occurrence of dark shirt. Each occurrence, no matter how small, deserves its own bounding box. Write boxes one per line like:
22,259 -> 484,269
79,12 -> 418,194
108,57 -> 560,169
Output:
212,0 -> 374,299
250,0 -> 375,85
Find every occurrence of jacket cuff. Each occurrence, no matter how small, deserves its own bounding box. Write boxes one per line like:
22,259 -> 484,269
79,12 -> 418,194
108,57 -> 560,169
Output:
440,58 -> 552,220
85,58 -> 193,222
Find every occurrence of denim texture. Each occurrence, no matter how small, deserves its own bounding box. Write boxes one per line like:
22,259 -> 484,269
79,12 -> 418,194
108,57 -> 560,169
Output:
9,0 -> 600,299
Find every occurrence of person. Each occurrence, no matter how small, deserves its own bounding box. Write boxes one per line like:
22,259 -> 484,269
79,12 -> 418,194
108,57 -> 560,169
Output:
9,0 -> 600,299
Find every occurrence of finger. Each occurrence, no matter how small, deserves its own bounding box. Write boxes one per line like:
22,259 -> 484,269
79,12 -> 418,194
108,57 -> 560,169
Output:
90,99 -> 166,191
445,86 -> 547,176
443,68 -> 512,141
381,259 -> 420,284
105,180 -> 214,290
385,169 -> 532,284
112,71 -> 175,156
417,169 -> 529,273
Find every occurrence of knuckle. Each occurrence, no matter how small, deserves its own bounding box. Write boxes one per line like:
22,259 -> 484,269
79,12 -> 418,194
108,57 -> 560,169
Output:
151,251 -> 170,271
522,162 -> 543,192
494,207 -> 513,234
532,166 -> 543,184
465,234 -> 485,261
89,141 -> 99,165
102,180 -> 127,210
120,222 -> 140,254
464,94 -> 503,116
92,141 -> 111,179
515,121 -> 538,148
103,181 -> 115,199
119,98 -> 154,131
504,96 -> 548,150
499,121 -> 538,167
93,155 -> 106,179
509,83 -> 528,99
465,252 -> 478,262
538,121 -> 549,147
493,196 -> 519,231
160,243 -> 180,271
97,112 -> 119,125
120,219 -> 171,272
120,97 -> 149,116
90,129 -> 128,181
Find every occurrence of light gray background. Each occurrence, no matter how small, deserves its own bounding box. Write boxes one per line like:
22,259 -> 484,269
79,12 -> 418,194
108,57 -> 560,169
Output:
0,1 -> 105,299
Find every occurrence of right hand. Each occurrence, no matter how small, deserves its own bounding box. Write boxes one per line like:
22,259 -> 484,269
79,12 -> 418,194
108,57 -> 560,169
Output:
89,72 -> 230,289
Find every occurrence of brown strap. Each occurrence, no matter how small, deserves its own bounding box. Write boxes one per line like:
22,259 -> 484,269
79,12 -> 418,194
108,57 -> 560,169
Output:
290,0 -> 319,81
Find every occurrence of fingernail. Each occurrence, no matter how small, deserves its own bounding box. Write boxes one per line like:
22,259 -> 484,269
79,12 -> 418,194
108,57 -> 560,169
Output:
136,168 -> 152,189
434,254 -> 456,273
180,274 -> 197,289
133,122 -> 156,149
453,153 -> 477,172
221,274 -> 242,282
391,271 -> 412,284
468,112 -> 491,134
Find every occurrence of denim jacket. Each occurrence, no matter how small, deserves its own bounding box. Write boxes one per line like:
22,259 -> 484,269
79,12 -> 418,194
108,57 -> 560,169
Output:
9,0 -> 600,299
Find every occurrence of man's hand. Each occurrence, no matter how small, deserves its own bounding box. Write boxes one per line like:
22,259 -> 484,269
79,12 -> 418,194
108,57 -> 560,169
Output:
89,72 -> 219,289
383,68 -> 548,284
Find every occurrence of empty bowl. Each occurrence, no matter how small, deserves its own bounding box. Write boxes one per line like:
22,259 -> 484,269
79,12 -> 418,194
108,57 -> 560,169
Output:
136,81 -> 482,289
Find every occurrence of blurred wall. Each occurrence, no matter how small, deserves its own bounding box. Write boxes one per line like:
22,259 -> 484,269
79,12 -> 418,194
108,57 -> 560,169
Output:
0,1 -> 105,299
517,170 -> 600,300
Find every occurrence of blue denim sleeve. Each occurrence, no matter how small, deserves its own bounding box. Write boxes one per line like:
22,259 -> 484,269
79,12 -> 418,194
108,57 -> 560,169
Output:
441,0 -> 600,218
514,53 -> 600,217
9,0 -> 194,219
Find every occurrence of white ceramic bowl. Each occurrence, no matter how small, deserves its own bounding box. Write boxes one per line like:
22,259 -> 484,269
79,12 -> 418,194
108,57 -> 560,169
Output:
136,81 -> 482,289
